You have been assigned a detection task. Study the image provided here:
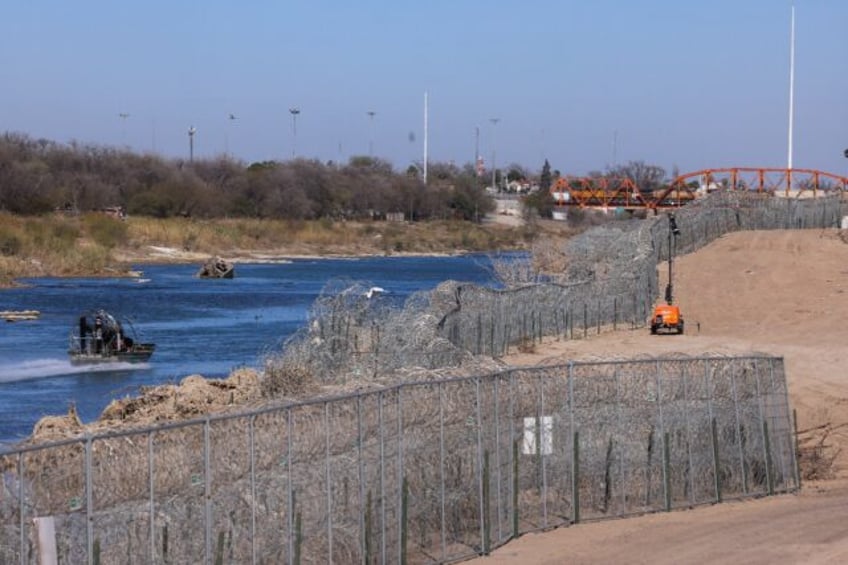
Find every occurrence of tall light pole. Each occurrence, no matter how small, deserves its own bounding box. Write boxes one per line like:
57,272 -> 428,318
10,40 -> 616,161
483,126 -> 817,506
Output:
423,92 -> 429,185
225,113 -> 237,157
118,112 -> 130,146
787,4 -> 796,171
489,118 -> 500,192
188,125 -> 196,163
367,110 -> 376,157
474,126 -> 480,173
289,108 -> 300,158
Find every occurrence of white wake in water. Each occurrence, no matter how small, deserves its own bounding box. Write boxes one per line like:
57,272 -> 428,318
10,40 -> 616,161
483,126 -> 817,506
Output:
0,358 -> 149,383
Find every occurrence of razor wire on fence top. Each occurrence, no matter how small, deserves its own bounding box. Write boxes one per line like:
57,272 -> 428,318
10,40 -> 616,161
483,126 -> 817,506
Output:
433,192 -> 844,361
264,192 -> 843,383
0,356 -> 797,564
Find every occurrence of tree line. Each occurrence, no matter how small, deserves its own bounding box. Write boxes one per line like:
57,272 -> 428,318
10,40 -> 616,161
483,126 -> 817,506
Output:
0,131 -> 675,221
0,132 -> 497,221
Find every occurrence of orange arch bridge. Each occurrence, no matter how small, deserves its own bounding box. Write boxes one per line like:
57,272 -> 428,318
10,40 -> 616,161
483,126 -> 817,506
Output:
550,168 -> 848,211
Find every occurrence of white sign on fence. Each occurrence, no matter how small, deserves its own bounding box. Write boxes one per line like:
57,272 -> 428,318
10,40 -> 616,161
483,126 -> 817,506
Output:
522,416 -> 553,455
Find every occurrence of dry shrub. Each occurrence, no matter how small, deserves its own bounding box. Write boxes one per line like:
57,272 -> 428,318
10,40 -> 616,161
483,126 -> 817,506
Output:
30,404 -> 84,441
797,423 -> 844,481
261,358 -> 315,398
96,369 -> 263,426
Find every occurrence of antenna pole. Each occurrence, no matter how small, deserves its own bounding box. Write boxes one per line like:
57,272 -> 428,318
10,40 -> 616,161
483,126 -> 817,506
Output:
423,91 -> 428,185
787,4 -> 795,170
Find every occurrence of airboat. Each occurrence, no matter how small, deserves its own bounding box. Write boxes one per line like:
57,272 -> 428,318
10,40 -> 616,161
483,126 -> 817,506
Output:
68,309 -> 155,365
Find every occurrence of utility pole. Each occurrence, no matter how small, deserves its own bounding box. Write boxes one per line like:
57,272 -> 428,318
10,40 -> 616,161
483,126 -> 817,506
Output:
423,91 -> 429,185
787,4 -> 795,171
118,112 -> 129,146
225,113 -> 237,157
474,126 -> 480,174
188,126 -> 196,163
289,108 -> 300,158
367,110 -> 376,157
489,118 -> 500,192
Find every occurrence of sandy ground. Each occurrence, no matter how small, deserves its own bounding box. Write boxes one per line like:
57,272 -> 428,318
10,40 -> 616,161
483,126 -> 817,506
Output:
470,228 -> 848,564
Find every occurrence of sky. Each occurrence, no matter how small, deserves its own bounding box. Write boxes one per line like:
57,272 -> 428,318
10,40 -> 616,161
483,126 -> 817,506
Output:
1,0 -> 846,177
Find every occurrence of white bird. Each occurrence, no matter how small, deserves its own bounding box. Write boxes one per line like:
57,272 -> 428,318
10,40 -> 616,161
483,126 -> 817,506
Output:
365,286 -> 385,299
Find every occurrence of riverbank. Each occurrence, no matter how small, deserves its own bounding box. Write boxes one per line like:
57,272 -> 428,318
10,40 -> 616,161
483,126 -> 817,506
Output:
1,214 -> 569,287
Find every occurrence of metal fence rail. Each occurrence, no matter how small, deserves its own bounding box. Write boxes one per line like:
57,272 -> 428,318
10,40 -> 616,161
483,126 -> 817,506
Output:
0,355 -> 797,564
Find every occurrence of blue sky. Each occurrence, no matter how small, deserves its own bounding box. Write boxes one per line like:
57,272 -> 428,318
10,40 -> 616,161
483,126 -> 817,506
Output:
1,1 -> 845,177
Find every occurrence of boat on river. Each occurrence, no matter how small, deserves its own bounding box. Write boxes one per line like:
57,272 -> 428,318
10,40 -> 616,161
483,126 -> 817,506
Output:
68,309 -> 155,365
197,257 -> 234,279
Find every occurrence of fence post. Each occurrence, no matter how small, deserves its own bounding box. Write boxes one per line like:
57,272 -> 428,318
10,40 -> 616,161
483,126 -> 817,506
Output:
148,431 -> 156,563
656,361 -> 669,512
538,373 -> 548,528
356,397 -> 365,565
288,408 -> 295,565
475,378 -> 486,555
401,477 -> 409,565
763,420 -> 774,495
365,491 -> 373,564
494,377 -> 503,544
568,362 -> 578,523
397,387 -> 405,565
512,439 -> 519,538
324,403 -> 334,563
204,418 -> 212,565
438,383 -> 447,560
793,409 -> 802,489
18,453 -> 24,565
711,418 -> 722,503
249,417 -> 257,565
379,392 -> 387,564
294,494 -> 302,565
482,450 -> 491,555
572,431 -> 580,524
85,436 -> 93,565
663,433 -> 671,512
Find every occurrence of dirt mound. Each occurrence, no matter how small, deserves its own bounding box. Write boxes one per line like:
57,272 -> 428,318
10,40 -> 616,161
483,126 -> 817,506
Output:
29,368 -> 263,442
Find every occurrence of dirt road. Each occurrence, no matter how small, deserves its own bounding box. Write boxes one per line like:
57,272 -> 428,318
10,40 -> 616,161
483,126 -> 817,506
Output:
471,229 -> 848,564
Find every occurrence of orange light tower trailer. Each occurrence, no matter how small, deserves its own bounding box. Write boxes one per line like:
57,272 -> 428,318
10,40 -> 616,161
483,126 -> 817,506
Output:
650,212 -> 685,335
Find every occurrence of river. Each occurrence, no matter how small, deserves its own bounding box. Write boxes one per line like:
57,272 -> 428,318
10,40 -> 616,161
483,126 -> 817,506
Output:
0,254 -> 498,443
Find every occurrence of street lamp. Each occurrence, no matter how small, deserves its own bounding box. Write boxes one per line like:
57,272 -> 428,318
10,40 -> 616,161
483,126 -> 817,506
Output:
289,108 -> 300,158
367,110 -> 376,157
225,113 -> 237,157
188,126 -> 196,163
489,118 -> 500,192
118,112 -> 130,145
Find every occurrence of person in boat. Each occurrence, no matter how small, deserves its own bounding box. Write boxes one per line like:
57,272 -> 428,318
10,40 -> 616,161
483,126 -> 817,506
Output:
94,315 -> 103,354
78,315 -> 89,353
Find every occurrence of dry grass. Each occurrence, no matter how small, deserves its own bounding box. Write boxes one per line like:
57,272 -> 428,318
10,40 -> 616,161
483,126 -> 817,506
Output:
0,214 -> 530,285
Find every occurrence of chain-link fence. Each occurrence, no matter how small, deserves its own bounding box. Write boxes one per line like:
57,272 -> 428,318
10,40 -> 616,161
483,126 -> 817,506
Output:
0,355 -> 797,564
436,192 -> 844,357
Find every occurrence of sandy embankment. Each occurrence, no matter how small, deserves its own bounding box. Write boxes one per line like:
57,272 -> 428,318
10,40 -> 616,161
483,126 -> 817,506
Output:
471,229 -> 848,564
